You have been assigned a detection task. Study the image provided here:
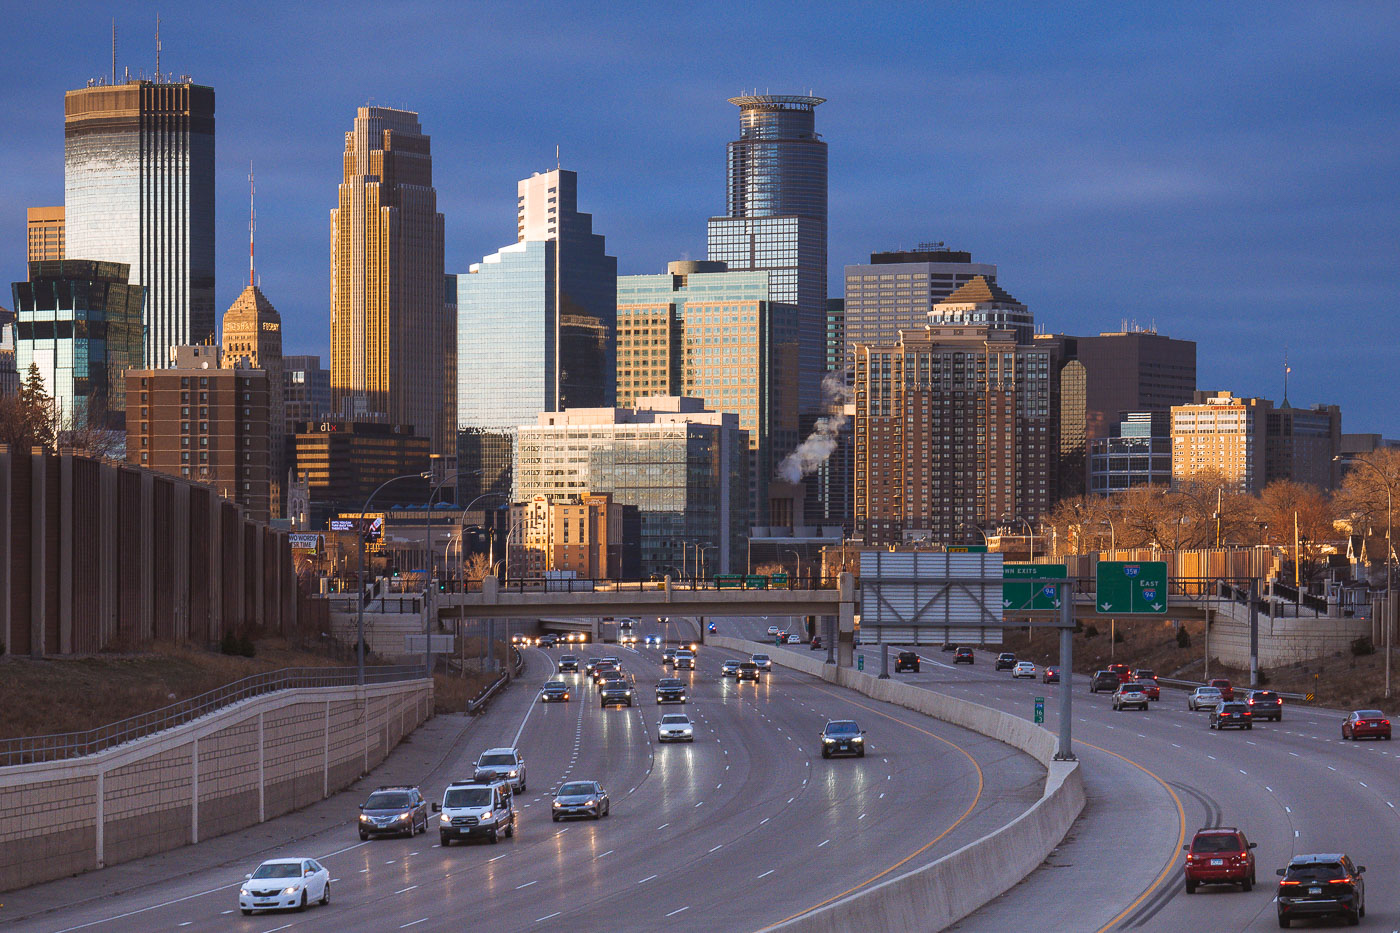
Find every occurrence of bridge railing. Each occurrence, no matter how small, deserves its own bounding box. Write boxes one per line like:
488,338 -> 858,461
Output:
433,573 -> 841,594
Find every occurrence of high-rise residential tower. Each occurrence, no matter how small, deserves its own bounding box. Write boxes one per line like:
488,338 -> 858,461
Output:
707,94 -> 827,418
222,285 -> 284,514
457,168 -> 616,430
65,79 -> 215,366
26,207 -> 65,264
329,106 -> 450,453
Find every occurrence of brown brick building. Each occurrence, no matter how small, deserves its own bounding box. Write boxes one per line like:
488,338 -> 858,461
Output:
290,420 -> 431,528
509,493 -> 639,580
125,346 -> 272,521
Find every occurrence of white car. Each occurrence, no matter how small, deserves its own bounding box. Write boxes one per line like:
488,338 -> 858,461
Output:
1012,661 -> 1036,679
766,625 -> 780,636
1188,686 -> 1223,711
658,713 -> 695,743
751,653 -> 773,671
786,634 -> 802,644
239,858 -> 330,914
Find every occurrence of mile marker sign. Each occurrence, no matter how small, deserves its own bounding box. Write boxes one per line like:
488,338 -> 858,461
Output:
1096,561 -> 1168,614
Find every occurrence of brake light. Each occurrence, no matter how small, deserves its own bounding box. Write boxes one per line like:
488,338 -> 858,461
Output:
1279,879 -> 1301,886
1330,878 -> 1353,885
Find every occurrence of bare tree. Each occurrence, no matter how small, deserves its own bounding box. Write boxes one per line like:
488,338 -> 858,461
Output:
462,552 -> 493,583
1256,480 -> 1336,581
1336,449 -> 1400,537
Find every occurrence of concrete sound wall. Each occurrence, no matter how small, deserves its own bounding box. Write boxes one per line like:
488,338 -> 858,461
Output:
709,636 -> 1084,932
0,678 -> 432,892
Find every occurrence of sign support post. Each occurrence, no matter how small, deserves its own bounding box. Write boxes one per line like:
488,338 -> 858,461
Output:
1055,581 -> 1076,761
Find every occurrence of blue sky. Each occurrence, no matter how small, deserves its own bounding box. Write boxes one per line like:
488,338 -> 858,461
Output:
6,2 -> 1399,433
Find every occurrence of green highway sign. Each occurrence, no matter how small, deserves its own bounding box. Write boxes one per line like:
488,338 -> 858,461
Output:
1034,696 -> 1045,724
946,544 -> 989,553
715,574 -> 743,589
1003,564 -> 1066,612
769,572 -> 789,587
744,575 -> 770,590
1096,561 -> 1168,614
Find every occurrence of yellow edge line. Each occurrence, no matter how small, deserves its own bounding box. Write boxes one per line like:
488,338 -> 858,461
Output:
758,685 -> 986,930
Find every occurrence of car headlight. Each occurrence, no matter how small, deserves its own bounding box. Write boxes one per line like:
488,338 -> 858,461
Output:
359,814 -> 370,822
823,737 -> 835,743
240,886 -> 250,896
553,800 -> 563,808
508,770 -> 518,777
397,813 -> 411,821
440,813 -> 451,823
852,736 -> 863,742
482,810 -> 493,821
282,885 -> 300,895
584,798 -> 596,806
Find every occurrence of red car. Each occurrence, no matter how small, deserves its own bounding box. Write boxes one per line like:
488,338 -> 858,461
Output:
1139,681 -> 1160,701
1209,678 -> 1234,701
1343,709 -> 1392,740
1183,827 -> 1257,893
1107,663 -> 1132,683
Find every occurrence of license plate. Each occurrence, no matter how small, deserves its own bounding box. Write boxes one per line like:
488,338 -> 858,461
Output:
1309,886 -> 1322,895
1210,859 -> 1223,866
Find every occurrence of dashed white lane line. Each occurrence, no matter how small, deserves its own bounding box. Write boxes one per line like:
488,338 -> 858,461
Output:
818,839 -> 830,847
597,849 -> 614,859
657,822 -> 669,830
517,880 -> 538,889
787,797 -> 795,804
757,869 -> 776,879
1285,806 -> 1292,813
1360,781 -> 1369,788
695,801 -> 705,808
709,844 -> 724,853
536,912 -> 562,923
760,817 -> 770,825
393,885 -> 418,894
178,924 -> 192,928
489,854 -> 508,862
666,906 -> 691,917
639,874 -> 659,884
400,921 -> 427,929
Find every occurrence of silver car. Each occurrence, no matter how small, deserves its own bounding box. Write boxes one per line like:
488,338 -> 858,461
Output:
1112,682 -> 1149,712
551,780 -> 610,821
658,713 -> 695,743
1188,686 -> 1223,711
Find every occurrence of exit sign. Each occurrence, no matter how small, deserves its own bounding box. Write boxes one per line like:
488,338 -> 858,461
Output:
1096,561 -> 1168,614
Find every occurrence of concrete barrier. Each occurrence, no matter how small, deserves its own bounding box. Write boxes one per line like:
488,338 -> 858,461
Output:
710,636 -> 1084,932
0,678 -> 433,892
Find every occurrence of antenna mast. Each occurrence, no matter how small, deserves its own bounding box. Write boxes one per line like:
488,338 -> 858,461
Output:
249,161 -> 256,287
111,19 -> 117,84
155,15 -> 161,81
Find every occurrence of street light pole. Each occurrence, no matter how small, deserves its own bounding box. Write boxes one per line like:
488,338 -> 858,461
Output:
356,471 -> 432,686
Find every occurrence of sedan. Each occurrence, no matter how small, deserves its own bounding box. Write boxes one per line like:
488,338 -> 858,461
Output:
1012,661 -> 1036,679
787,634 -> 803,644
1188,686 -> 1223,711
1343,709 -> 1392,740
239,858 -> 330,915
1042,666 -> 1060,684
720,659 -> 741,677
557,655 -> 580,673
767,625 -> 780,636
1210,701 -> 1252,730
551,780 -> 610,821
540,681 -> 570,702
751,654 -> 773,672
655,678 -> 687,704
658,713 -> 695,742
357,786 -> 429,839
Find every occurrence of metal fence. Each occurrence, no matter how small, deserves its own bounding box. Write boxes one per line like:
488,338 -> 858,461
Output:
0,665 -> 426,767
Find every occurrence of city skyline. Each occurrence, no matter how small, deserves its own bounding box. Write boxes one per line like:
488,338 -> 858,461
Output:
4,3 -> 1398,433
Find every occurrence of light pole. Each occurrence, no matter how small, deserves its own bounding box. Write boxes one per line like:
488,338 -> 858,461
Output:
785,548 -> 802,585
961,523 -> 989,547
698,544 -> 717,581
1338,455 -> 1394,698
1014,516 -> 1035,561
356,471 -> 432,686
1100,518 -> 1116,554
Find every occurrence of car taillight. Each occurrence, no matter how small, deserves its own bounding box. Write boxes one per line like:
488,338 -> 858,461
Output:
1329,878 -> 1353,884
1279,879 -> 1301,886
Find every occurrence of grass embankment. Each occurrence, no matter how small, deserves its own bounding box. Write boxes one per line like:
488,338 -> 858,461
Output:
0,638 -> 497,740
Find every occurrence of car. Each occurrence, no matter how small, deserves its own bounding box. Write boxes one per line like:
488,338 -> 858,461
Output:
1276,853 -> 1366,927
540,680 -> 570,702
751,653 -> 773,672
767,625 -> 780,636
539,634 -> 557,648
1138,681 -> 1160,701
995,653 -> 1017,671
558,655 -> 580,673
1112,682 -> 1150,712
356,785 -> 429,839
551,780 -> 610,821
658,712 -> 695,742
809,636 -> 824,651
1090,671 -> 1121,694
510,633 -> 528,646
619,631 -> 638,646
776,630 -> 789,642
597,670 -> 625,692
583,657 -> 603,675
474,747 -> 527,792
1210,701 -> 1252,730
1209,677 -> 1234,701
674,650 -> 695,670
1012,661 -> 1037,679
1107,663 -> 1132,683
1182,826 -> 1257,893
737,661 -> 761,682
1342,709 -> 1392,740
1246,689 -> 1283,721
894,651 -> 920,673
1042,666 -> 1060,684
655,678 -> 687,703
720,659 -> 741,677
644,634 -> 662,646
942,643 -> 958,652
787,634 -> 803,644
1188,686 -> 1223,711
592,661 -> 620,684
820,720 -> 866,758
1133,668 -> 1157,684
954,647 -> 975,664
434,779 -> 516,845
239,858 -> 331,914
662,648 -> 678,667
600,678 -> 636,708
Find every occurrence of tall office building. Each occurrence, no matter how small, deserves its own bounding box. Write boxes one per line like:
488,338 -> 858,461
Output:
65,80 -> 215,366
26,207 -> 65,263
1089,411 -> 1173,495
329,106 -> 449,453
457,168 -> 616,430
1267,402 -> 1342,490
707,94 -> 827,417
283,355 -> 332,435
1072,330 -> 1196,440
11,260 -> 144,427
616,260 -> 798,522
289,420 -> 430,528
824,298 -> 845,374
221,284 -> 285,515
1171,391 -> 1270,493
0,306 -> 16,397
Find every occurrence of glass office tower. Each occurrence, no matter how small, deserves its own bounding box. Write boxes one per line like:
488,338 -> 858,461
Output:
64,80 -> 215,368
707,94 -> 827,419
457,169 -> 616,430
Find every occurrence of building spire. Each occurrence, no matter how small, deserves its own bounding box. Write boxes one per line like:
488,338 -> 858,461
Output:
155,15 -> 161,81
111,19 -> 117,85
1283,348 -> 1291,408
249,161 -> 256,288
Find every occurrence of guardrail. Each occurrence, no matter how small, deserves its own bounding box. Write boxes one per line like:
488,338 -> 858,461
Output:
0,665 -> 426,767
1156,676 -> 1308,702
465,646 -> 524,715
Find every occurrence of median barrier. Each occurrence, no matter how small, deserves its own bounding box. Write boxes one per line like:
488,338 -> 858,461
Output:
709,636 -> 1083,932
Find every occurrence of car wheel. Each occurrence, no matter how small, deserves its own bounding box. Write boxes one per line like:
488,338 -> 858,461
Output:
241,908 -> 252,916
1346,912 -> 1360,926
489,827 -> 500,844
1185,880 -> 1196,894
822,750 -> 831,759
520,781 -> 527,793
552,814 -> 560,822
1241,877 -> 1252,892
604,802 -> 611,816
506,821 -> 514,838
321,881 -> 331,905
441,833 -> 451,845
298,891 -> 308,912
1278,916 -> 1289,928
359,831 -> 368,841
1247,724 -> 1253,730
857,748 -> 865,758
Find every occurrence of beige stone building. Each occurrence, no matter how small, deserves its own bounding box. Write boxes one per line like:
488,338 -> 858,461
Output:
26,207 -> 64,263
509,493 -> 634,580
1170,391 -> 1270,492
222,285 -> 284,514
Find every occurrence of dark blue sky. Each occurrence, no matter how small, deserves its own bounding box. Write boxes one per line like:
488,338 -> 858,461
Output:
7,2 -> 1398,433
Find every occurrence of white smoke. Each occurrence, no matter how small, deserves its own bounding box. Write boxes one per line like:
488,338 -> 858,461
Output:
776,371 -> 853,483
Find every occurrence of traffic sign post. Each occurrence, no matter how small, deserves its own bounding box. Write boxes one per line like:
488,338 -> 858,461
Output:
857,654 -> 865,672
1003,564 -> 1067,612
1096,561 -> 1168,614
1034,696 -> 1045,724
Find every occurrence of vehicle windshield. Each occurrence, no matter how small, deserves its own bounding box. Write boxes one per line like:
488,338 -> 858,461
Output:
443,787 -> 492,808
557,782 -> 595,796
1198,688 -> 1221,696
561,656 -> 577,662
1136,670 -> 1155,678
252,862 -> 302,879
1221,704 -> 1246,712
478,754 -> 516,767
364,792 -> 411,809
544,681 -> 566,690
661,715 -> 690,725
1356,710 -> 1384,719
1122,683 -> 1144,692
1192,834 -> 1243,853
753,655 -> 770,661
825,722 -> 860,735
724,660 -> 739,666
1286,863 -> 1346,882
658,680 -> 682,687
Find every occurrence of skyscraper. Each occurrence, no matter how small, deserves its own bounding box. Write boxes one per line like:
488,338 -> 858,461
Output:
707,94 -> 827,417
222,285 -> 284,514
456,168 -> 616,430
329,107 -> 449,453
26,207 -> 64,264
65,79 -> 215,366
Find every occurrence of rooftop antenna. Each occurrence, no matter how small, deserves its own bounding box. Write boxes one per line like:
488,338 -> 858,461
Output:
248,160 -> 256,288
555,144 -> 560,170
155,15 -> 161,81
111,19 -> 117,84
1283,348 -> 1291,407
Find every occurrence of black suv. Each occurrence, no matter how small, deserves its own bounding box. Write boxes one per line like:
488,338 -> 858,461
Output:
558,655 -> 579,672
600,677 -> 635,708
954,647 -> 975,664
737,661 -> 761,682
894,651 -> 920,673
1277,854 -> 1365,927
995,653 -> 1017,671
357,785 -> 429,840
1246,689 -> 1283,722
1211,701 -> 1253,730
820,720 -> 866,758
1090,670 -> 1121,694
655,678 -> 687,704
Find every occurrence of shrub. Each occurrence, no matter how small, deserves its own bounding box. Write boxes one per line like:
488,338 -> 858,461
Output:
1114,629 -> 1125,644
1084,625 -> 1100,639
220,632 -> 239,656
1351,636 -> 1376,657
237,634 -> 256,658
1176,628 -> 1192,649
1256,669 -> 1270,686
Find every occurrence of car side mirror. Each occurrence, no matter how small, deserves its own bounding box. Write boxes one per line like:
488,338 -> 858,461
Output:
1181,846 -> 1189,853
1358,866 -> 1366,873
432,803 -> 441,812
245,873 -> 253,880
357,804 -> 364,810
1276,869 -> 1286,876
305,869 -> 314,877
1248,842 -> 1257,849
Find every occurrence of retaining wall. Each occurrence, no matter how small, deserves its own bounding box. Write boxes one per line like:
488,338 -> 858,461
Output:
1208,616 -> 1372,668
0,678 -> 432,892
708,636 -> 1084,932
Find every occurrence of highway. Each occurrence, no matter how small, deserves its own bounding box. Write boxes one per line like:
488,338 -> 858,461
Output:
4,618 -> 1043,933
723,614 -> 1400,931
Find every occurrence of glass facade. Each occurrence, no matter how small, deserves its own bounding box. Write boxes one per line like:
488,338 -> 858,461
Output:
11,260 -> 144,427
64,81 -> 215,368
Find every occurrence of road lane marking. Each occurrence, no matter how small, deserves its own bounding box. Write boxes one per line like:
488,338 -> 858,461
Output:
666,907 -> 691,917
394,885 -> 418,894
758,869 -> 776,879
536,912 -> 562,923
400,920 -> 427,929
818,839 -> 830,847
760,817 -> 770,825
657,823 -> 669,830
517,881 -> 537,889
709,844 -> 724,853
598,849 -> 614,858
639,874 -> 658,884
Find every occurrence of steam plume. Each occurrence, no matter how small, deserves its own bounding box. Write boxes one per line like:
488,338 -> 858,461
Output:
776,372 -> 852,483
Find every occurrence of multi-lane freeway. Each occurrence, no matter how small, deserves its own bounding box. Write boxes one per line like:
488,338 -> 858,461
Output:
2,618 -> 1043,933
725,614 -> 1400,931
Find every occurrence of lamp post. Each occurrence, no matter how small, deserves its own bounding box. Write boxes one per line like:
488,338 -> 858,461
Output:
454,489 -> 505,586
1014,516 -> 1035,561
1338,455 -> 1394,698
961,523 -> 989,547
356,471 -> 433,686
1100,518 -> 1116,555
785,548 -> 802,585
698,544 -> 717,581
